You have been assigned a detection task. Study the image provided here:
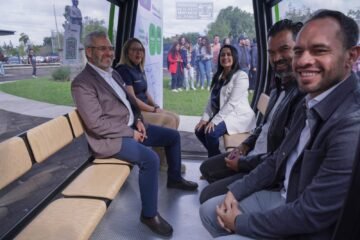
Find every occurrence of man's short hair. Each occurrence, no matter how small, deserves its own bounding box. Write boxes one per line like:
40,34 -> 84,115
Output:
83,31 -> 108,48
268,19 -> 303,40
306,9 -> 359,49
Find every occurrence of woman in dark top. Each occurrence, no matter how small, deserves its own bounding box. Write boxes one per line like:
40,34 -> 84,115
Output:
115,38 -> 179,130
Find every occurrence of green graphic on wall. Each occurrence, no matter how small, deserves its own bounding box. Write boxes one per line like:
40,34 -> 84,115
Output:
156,26 -> 162,54
149,23 -> 162,56
149,24 -> 156,55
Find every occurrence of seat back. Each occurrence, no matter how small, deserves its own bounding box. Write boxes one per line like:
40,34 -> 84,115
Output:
27,116 -> 73,163
257,93 -> 269,115
68,110 -> 85,138
0,137 -> 32,190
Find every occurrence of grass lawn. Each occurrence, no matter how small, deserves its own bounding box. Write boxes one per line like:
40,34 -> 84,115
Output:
0,76 -> 211,116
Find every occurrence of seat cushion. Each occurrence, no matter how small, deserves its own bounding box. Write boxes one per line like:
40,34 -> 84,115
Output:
62,164 -> 131,200
15,198 -> 106,240
223,133 -> 250,151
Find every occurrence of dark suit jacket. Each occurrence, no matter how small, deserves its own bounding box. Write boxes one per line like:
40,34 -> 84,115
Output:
239,81 -> 304,172
71,64 -> 142,158
229,73 -> 360,239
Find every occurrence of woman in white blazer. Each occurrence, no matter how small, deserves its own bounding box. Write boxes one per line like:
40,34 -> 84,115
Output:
195,45 -> 256,157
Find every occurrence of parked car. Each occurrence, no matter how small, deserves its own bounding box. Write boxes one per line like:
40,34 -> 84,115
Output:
6,56 -> 21,64
35,56 -> 45,63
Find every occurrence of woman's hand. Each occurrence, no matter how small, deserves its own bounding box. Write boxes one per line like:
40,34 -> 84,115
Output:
195,120 -> 208,131
204,122 -> 215,134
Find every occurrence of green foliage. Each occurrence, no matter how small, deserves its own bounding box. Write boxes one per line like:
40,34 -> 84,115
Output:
164,32 -> 201,45
83,16 -> 108,40
284,3 -> 312,23
207,6 -> 255,42
0,78 -> 73,106
52,67 -> 71,81
163,77 -> 210,116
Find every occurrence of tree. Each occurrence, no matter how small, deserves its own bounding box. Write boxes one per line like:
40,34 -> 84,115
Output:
82,16 -> 107,41
207,6 -> 255,43
347,8 -> 360,32
284,3 -> 312,23
19,33 -> 30,46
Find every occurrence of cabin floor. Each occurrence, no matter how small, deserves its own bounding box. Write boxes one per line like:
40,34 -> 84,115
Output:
91,159 -> 212,240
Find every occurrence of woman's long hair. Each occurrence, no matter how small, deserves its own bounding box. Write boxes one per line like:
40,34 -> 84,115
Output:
116,37 -> 145,71
169,42 -> 180,58
210,45 -> 240,89
201,36 -> 212,55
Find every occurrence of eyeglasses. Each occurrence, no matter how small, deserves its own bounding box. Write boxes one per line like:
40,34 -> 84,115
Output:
129,47 -> 144,52
89,46 -> 115,51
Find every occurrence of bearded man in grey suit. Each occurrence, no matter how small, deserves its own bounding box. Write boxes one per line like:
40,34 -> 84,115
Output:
71,31 -> 198,237
200,9 -> 360,240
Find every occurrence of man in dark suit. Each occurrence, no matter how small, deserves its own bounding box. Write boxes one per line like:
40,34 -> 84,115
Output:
200,10 -> 360,239
199,19 -> 304,204
71,31 -> 197,237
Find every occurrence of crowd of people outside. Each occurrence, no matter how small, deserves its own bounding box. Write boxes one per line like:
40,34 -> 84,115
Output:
167,33 -> 259,93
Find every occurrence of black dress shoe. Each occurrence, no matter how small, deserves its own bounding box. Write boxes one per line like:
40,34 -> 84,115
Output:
167,178 -> 198,191
140,213 -> 173,237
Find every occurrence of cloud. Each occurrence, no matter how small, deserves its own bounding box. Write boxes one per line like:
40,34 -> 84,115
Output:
1,0 -> 358,48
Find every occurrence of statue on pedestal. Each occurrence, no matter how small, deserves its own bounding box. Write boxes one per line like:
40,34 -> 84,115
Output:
64,0 -> 83,38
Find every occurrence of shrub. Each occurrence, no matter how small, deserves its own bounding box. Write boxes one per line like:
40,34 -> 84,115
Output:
52,67 -> 71,81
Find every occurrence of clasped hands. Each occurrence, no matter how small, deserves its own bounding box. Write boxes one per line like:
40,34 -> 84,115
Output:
216,191 -> 241,233
224,144 -> 249,171
134,120 -> 147,142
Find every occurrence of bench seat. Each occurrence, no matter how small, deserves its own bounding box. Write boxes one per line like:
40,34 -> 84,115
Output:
223,133 -> 251,151
93,157 -> 132,166
15,198 -> 106,240
62,164 -> 130,200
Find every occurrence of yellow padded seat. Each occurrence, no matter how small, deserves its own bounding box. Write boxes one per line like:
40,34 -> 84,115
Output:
223,133 -> 251,151
15,198 -> 106,240
68,110 -> 85,138
0,137 -> 32,190
27,116 -> 73,163
62,164 -> 130,200
93,158 -> 132,166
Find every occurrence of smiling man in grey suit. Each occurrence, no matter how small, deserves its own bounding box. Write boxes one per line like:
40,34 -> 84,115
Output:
71,31 -> 198,237
200,9 -> 360,240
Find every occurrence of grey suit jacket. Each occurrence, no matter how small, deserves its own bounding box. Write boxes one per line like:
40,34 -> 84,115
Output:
228,73 -> 360,239
71,64 -> 142,158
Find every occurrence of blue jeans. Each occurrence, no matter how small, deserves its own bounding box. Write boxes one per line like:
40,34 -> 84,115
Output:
195,121 -> 227,158
113,124 -> 182,217
198,59 -> 212,88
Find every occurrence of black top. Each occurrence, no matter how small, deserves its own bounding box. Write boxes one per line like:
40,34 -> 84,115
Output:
115,64 -> 148,103
210,79 -> 224,115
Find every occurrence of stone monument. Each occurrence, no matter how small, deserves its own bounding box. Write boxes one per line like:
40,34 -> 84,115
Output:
62,0 -> 85,79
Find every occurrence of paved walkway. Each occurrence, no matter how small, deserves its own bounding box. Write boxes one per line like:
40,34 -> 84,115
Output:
0,91 -> 201,132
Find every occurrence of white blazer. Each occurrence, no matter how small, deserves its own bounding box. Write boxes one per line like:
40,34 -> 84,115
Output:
201,70 -> 256,135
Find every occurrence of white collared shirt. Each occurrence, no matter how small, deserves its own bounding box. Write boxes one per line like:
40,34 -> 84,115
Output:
88,62 -> 134,126
281,79 -> 346,199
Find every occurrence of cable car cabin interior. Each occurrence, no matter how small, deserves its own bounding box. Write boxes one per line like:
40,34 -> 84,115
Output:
0,0 -> 359,239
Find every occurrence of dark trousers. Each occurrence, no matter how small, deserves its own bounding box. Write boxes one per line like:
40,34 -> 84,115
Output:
199,152 -> 246,204
113,124 -> 182,217
195,121 -> 227,158
32,64 -> 36,76
171,63 -> 183,89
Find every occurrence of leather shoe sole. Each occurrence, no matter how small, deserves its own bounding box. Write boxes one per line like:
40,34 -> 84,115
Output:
140,213 -> 173,237
167,178 -> 198,191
